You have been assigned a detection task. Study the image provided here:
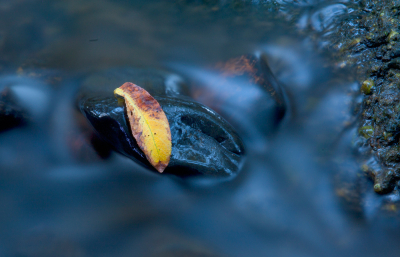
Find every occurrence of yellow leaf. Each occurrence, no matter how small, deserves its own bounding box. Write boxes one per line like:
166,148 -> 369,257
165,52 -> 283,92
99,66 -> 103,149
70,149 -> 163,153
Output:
114,82 -> 171,173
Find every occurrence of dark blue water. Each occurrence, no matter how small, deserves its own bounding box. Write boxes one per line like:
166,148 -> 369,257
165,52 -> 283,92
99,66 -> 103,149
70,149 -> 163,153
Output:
0,1 -> 399,256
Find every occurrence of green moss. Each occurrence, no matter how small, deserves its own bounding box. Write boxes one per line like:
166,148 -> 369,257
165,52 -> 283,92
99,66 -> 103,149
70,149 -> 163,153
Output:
383,131 -> 392,140
388,30 -> 399,41
361,79 -> 374,94
374,183 -> 382,193
359,126 -> 374,139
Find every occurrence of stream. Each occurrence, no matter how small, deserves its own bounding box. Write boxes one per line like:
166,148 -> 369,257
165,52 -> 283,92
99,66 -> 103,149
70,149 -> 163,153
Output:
0,0 -> 399,256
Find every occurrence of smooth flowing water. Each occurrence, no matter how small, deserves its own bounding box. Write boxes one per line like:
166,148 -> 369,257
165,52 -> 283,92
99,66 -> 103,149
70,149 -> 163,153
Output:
0,1 -> 399,256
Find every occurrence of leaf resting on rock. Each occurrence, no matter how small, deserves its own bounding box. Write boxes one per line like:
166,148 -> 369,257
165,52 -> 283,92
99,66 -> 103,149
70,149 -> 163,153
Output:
114,82 -> 171,173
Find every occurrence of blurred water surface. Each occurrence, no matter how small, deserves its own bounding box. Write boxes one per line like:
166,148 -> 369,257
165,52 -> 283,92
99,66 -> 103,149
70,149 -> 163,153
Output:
1,0 -> 400,256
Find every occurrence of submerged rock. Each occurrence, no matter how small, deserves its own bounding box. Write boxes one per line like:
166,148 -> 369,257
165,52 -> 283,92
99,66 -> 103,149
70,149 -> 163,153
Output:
170,54 -> 287,146
0,87 -> 29,132
213,54 -> 287,128
78,68 -> 245,177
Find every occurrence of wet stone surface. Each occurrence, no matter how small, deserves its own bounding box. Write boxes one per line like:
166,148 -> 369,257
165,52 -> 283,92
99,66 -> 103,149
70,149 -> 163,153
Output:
0,87 -> 29,132
78,68 -> 245,177
213,54 -> 287,132
329,0 -> 400,195
301,0 -> 400,214
173,54 -> 287,146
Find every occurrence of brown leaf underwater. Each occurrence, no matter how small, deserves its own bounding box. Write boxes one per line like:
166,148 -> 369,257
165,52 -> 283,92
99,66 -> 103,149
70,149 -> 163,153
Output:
114,82 -> 171,173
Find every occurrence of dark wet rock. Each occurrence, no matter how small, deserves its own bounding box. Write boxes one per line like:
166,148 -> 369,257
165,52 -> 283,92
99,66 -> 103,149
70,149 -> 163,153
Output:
313,0 -> 400,200
171,54 -> 287,146
78,67 -> 245,176
213,54 -> 286,120
80,95 -> 244,177
0,87 -> 29,132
